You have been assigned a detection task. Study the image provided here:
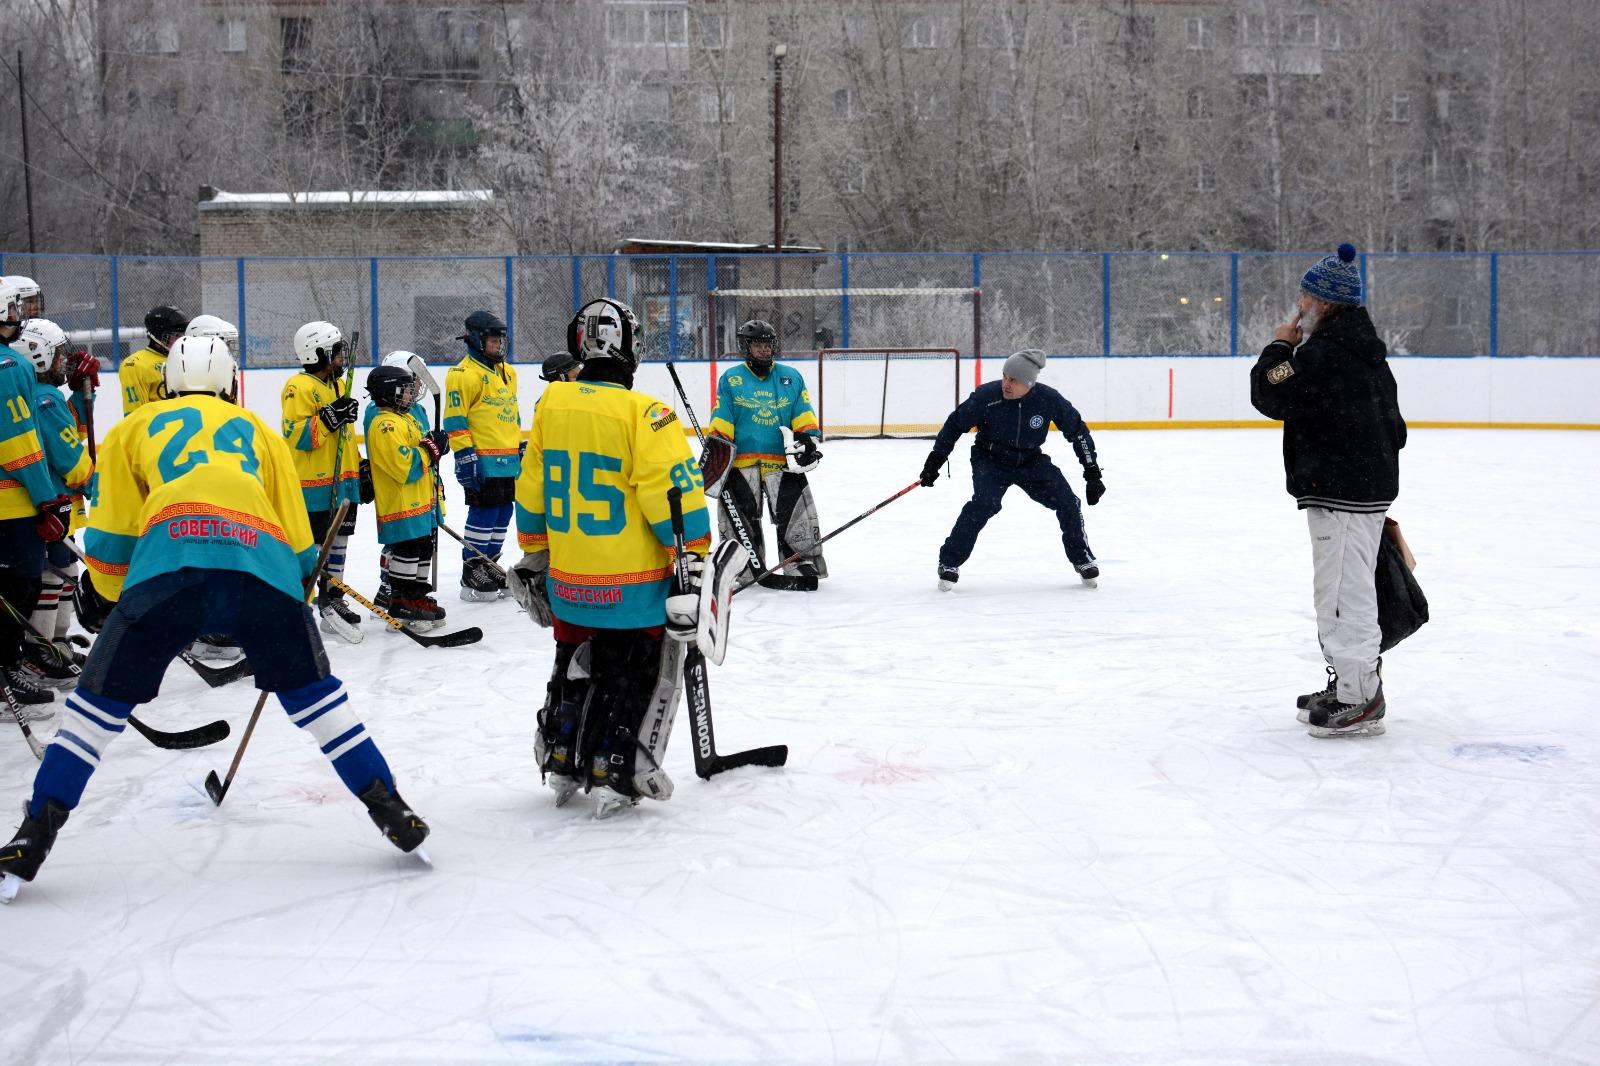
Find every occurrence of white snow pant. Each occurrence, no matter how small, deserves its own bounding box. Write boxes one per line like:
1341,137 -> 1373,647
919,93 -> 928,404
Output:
1307,507 -> 1385,704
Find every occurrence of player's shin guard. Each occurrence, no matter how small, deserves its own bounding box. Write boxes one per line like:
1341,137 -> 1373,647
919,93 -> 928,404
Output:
279,676 -> 394,797
29,572 -> 62,637
54,566 -> 77,642
32,689 -> 134,813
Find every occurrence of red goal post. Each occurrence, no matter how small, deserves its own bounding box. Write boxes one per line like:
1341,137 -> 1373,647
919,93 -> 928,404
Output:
815,348 -> 961,439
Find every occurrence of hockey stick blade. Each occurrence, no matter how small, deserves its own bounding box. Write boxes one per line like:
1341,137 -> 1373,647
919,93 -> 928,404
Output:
128,713 -> 231,751
203,769 -> 228,805
178,650 -> 254,688
325,577 -> 482,648
710,745 -> 789,774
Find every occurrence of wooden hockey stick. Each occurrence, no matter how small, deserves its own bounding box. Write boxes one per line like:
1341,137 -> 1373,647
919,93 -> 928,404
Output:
324,577 -> 482,648
737,480 -> 921,595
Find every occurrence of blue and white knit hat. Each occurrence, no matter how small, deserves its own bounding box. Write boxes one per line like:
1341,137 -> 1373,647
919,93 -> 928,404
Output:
1300,244 -> 1363,306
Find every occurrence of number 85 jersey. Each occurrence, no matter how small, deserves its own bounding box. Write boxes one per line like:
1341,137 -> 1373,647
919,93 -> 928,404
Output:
515,380 -> 712,629
84,395 -> 318,603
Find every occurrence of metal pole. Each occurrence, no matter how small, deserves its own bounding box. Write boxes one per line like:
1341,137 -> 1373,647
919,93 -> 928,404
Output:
17,50 -> 36,253
772,44 -> 786,279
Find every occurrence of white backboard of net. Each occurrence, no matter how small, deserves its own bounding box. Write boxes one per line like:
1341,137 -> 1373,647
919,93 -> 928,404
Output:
711,286 -> 977,439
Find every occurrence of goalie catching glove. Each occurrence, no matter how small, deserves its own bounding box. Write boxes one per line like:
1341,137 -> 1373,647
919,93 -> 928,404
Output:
664,539 -> 749,666
506,550 -> 553,627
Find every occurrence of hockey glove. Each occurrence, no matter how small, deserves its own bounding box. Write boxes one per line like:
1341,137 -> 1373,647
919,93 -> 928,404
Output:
919,451 -> 945,488
454,446 -> 482,492
506,550 -> 553,627
73,573 -> 113,633
789,433 -> 822,473
418,430 -> 448,465
1083,464 -> 1106,506
664,554 -> 706,644
358,458 -> 375,504
35,495 -> 73,543
66,351 -> 100,393
698,436 -> 736,499
317,396 -> 359,432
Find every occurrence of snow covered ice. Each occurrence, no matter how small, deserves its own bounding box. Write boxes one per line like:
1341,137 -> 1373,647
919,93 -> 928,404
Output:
3,429 -> 1598,1065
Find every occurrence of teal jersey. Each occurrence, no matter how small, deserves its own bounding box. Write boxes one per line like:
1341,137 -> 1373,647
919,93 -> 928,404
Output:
707,361 -> 820,471
30,380 -> 94,498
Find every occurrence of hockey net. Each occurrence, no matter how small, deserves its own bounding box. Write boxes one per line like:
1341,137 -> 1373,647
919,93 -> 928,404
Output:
709,285 -> 978,441
815,348 -> 961,439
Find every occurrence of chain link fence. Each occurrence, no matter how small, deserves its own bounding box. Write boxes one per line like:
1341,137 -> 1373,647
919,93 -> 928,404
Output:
4,250 -> 1594,367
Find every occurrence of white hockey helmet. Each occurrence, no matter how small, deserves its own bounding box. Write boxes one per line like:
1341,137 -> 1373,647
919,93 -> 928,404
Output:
0,277 -> 21,327
382,350 -> 419,372
186,314 -> 240,359
293,320 -> 344,366
164,335 -> 238,398
17,318 -> 69,374
4,276 -> 41,318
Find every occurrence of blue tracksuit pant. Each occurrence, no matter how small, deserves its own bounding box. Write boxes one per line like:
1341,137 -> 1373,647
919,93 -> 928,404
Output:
939,453 -> 1095,570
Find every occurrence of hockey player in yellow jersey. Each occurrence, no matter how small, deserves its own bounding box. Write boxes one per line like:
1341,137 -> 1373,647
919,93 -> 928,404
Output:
280,321 -> 364,644
118,306 -> 189,415
0,336 -> 429,895
508,298 -> 744,817
444,311 -> 520,601
364,364 -> 450,629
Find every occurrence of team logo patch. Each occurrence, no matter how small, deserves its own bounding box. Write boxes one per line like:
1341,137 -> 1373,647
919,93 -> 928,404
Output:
780,376 -> 792,387
1029,414 -> 1044,429
1266,361 -> 1295,385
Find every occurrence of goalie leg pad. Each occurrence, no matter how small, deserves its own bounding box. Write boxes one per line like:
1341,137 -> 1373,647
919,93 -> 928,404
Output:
537,640 -> 589,781
697,539 -> 748,666
584,631 -> 681,802
720,467 -> 765,570
767,471 -> 827,578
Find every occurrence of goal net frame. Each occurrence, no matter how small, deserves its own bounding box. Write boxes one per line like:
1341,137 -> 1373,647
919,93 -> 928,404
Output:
708,285 -> 982,440
815,347 -> 961,439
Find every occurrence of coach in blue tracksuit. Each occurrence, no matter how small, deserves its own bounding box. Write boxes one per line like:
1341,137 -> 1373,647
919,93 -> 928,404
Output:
918,349 -> 1105,590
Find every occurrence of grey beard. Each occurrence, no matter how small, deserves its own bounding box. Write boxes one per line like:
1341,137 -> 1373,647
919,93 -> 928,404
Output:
1300,307 -> 1320,336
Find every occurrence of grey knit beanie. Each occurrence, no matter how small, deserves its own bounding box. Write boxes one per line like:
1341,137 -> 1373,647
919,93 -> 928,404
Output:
1002,348 -> 1047,386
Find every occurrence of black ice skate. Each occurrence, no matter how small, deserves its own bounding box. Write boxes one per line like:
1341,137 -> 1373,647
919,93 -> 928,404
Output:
357,779 -> 431,854
937,564 -> 959,591
459,556 -> 503,602
1297,666 -> 1338,723
316,590 -> 363,645
0,798 -> 70,890
389,580 -> 447,633
20,641 -> 77,690
1075,562 -> 1100,588
1306,685 -> 1386,738
3,667 -> 56,710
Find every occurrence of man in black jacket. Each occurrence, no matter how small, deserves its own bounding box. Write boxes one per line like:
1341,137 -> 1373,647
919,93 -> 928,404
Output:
919,349 -> 1105,590
1251,244 -> 1406,738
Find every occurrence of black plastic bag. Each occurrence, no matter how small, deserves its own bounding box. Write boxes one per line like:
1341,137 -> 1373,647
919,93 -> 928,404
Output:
1377,526 -> 1428,651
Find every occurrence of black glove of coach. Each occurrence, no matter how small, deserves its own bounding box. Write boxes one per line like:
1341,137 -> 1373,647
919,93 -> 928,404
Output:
1083,464 -> 1106,506
919,451 -> 945,488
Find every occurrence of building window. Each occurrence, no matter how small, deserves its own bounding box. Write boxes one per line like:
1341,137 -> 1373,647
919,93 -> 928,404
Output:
1065,16 -> 1090,48
833,86 -> 856,120
1389,90 -> 1412,123
1287,14 -> 1318,47
154,22 -> 180,53
839,161 -> 867,196
700,12 -> 728,50
1435,89 -> 1452,122
1185,17 -> 1213,50
1322,17 -> 1343,50
1239,13 -> 1267,46
1125,15 -> 1155,61
1186,88 -> 1209,120
280,17 -> 311,73
903,14 -> 937,49
698,89 -> 733,124
220,17 -> 246,53
1195,163 -> 1212,193
1444,293 -> 1469,328
606,4 -> 688,48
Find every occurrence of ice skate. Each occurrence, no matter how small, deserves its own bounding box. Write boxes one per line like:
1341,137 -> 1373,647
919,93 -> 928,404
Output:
20,642 -> 77,690
390,580 -> 447,633
3,668 -> 55,712
357,779 -> 431,853
937,564 -> 959,591
1075,562 -> 1099,588
189,634 -> 244,662
0,799 -> 70,891
593,786 -> 639,820
1297,666 -> 1338,723
459,556 -> 503,602
1307,686 -> 1386,738
317,591 -> 364,645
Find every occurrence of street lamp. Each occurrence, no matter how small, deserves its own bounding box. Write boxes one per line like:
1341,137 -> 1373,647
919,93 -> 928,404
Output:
772,42 -> 787,259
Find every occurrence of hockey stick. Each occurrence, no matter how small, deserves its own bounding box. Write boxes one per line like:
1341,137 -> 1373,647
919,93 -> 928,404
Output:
324,577 -> 483,648
52,542 -> 253,688
667,487 -> 788,779
436,520 -> 506,577
664,362 -> 813,593
1,677 -> 45,760
206,501 -> 349,806
736,480 -> 922,595
406,355 -> 444,594
0,592 -> 232,752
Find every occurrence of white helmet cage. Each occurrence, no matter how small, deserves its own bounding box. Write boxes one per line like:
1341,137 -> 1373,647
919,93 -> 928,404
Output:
17,318 -> 69,375
4,276 -> 41,318
293,320 -> 344,366
186,314 -> 240,360
164,335 -> 239,398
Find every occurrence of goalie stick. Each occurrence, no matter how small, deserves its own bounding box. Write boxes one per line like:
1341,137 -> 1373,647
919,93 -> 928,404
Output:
667,487 -> 787,780
0,593 -> 230,752
664,362 -> 815,593
324,577 -> 483,648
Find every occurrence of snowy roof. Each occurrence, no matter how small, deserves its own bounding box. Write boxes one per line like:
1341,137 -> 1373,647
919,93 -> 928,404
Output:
200,188 -> 493,210
618,237 -> 825,254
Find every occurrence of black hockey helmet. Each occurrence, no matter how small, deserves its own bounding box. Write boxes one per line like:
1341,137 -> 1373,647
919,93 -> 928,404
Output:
567,298 -> 639,371
459,310 -> 508,362
366,364 -> 417,411
145,305 -> 190,346
737,318 -> 777,371
540,351 -> 581,382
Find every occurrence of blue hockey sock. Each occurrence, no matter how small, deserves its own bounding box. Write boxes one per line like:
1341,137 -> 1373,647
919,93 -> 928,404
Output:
462,502 -> 512,561
33,690 -> 135,815
278,676 -> 394,796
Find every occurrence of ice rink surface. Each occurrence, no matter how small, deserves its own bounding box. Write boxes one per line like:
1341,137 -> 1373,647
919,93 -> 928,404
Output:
3,428 -> 1598,1066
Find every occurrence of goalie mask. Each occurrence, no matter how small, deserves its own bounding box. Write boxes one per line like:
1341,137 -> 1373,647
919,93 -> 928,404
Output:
737,319 -> 777,375
567,298 -> 639,372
